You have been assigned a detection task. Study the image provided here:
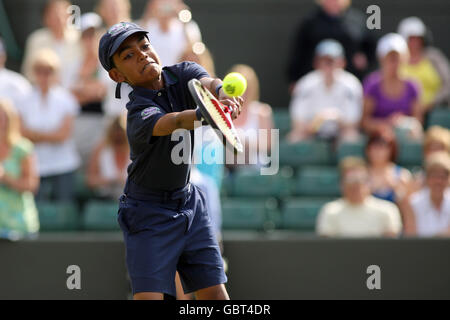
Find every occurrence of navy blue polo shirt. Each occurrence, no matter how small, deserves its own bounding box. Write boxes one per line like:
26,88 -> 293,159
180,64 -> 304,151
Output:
124,61 -> 209,192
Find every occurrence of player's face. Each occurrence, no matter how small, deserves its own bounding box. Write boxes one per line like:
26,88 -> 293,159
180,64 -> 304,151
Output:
111,33 -> 162,87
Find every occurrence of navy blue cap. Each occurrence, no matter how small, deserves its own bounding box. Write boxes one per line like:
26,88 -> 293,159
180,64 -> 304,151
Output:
98,21 -> 149,72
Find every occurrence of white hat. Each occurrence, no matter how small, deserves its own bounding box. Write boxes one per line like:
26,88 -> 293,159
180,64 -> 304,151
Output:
398,17 -> 426,39
315,39 -> 344,58
376,33 -> 408,59
80,12 -> 102,33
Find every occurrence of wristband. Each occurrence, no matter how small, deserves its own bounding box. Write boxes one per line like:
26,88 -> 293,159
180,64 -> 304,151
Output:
215,84 -> 223,96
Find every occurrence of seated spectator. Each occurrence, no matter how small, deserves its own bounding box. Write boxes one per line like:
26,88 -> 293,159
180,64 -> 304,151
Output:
96,0 -> 133,118
0,99 -> 40,239
362,33 -> 423,140
87,114 -> 129,200
403,152 -> 450,237
96,0 -> 131,29
409,126 -> 450,195
286,0 -> 377,90
423,126 -> 450,157
398,17 -> 450,111
71,12 -> 108,166
288,39 -> 362,143
365,132 -> 412,205
0,38 -> 32,110
22,0 -> 81,89
18,49 -> 81,202
227,64 -> 274,167
316,156 -> 402,237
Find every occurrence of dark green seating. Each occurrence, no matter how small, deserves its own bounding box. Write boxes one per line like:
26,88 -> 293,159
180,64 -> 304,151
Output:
426,107 -> 450,129
36,202 -> 80,231
282,198 -> 331,231
229,167 -> 293,197
273,109 -> 291,137
279,140 -> 331,167
336,139 -> 366,162
82,201 -> 120,231
294,167 -> 341,197
221,198 -> 279,231
397,141 -> 423,167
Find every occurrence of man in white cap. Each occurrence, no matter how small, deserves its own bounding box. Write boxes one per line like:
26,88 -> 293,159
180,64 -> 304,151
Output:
398,17 -> 450,110
0,38 -> 32,110
288,39 -> 363,143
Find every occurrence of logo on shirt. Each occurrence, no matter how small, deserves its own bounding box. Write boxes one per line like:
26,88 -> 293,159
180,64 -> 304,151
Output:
141,107 -> 159,120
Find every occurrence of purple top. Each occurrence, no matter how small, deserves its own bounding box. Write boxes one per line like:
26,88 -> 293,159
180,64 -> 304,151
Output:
363,72 -> 420,119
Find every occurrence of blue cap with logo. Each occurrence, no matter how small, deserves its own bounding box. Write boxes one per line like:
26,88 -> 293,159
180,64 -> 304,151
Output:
99,22 -> 149,98
98,21 -> 149,72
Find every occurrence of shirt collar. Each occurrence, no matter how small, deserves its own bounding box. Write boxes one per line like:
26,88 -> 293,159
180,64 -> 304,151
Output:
131,67 -> 179,100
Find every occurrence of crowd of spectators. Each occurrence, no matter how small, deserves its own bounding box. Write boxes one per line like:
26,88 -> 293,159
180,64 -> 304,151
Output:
0,0 -> 449,240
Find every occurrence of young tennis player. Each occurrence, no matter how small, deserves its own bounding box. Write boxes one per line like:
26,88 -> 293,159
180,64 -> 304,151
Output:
98,22 -> 242,300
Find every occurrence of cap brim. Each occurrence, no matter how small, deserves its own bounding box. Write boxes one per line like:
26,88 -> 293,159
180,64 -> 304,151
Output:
108,29 -> 149,59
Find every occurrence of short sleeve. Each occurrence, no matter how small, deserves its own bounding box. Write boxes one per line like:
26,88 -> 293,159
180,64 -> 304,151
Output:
316,202 -> 338,237
407,80 -> 421,101
289,79 -> 310,121
128,105 -> 166,145
363,72 -> 380,98
180,61 -> 210,83
14,138 -> 34,161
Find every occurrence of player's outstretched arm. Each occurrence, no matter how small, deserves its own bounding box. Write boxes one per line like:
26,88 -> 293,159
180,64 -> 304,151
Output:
152,110 -> 199,136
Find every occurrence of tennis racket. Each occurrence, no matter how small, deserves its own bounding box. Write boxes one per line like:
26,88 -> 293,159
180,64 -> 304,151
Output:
188,78 -> 243,153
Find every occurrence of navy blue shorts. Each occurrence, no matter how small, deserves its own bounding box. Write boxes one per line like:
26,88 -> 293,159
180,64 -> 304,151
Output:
117,182 -> 227,297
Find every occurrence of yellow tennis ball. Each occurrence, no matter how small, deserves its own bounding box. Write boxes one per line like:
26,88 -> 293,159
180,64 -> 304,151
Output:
222,72 -> 247,97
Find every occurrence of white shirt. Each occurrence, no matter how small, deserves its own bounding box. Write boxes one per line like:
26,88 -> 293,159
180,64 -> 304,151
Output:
143,18 -> 187,67
410,188 -> 450,237
0,68 -> 32,109
290,69 -> 363,124
316,196 -> 402,237
100,68 -> 131,118
17,86 -> 81,176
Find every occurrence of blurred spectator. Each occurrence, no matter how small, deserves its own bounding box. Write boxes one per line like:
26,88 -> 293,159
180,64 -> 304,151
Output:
228,64 -> 274,167
398,17 -> 450,112
96,0 -> 131,29
424,126 -> 450,157
409,125 -> 450,196
180,44 -> 215,77
139,0 -> 202,67
287,39 -> 362,143
316,156 -> 402,237
97,0 -> 133,118
361,33 -> 423,140
365,133 -> 412,205
22,0 -> 81,89
0,38 -> 32,110
18,49 -> 80,202
0,99 -> 39,239
286,0 -> 377,91
86,113 -> 129,200
71,12 -> 108,166
403,152 -> 450,237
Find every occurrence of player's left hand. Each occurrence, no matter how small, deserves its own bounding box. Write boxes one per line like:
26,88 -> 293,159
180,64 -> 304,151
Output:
219,94 -> 244,120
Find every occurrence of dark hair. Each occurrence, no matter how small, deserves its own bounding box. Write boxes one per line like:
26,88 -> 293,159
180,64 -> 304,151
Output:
365,132 -> 398,162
